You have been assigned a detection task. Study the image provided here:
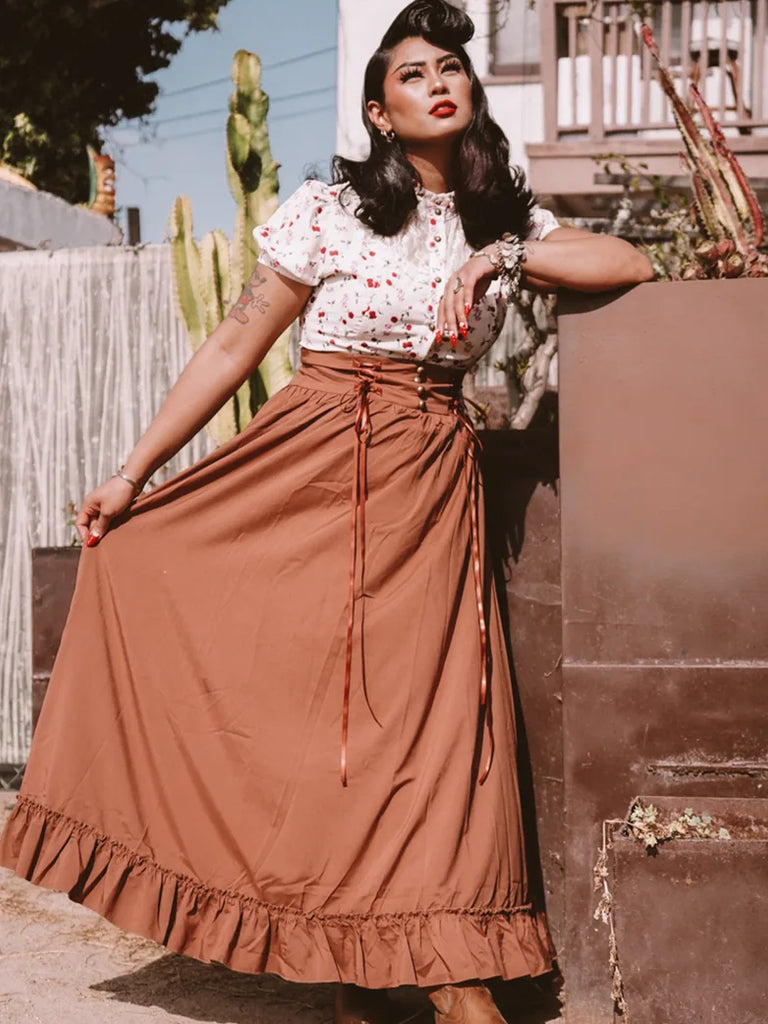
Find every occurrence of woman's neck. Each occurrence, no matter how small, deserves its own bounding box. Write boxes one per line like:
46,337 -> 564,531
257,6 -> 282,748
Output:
405,146 -> 454,193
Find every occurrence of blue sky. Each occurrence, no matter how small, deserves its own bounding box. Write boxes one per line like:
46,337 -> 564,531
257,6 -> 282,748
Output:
105,0 -> 339,244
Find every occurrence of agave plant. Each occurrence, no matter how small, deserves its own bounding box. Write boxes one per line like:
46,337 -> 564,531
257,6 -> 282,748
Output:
169,50 -> 293,445
640,24 -> 768,280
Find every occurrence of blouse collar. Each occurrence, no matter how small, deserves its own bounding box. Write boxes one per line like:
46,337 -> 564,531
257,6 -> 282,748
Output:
415,183 -> 455,211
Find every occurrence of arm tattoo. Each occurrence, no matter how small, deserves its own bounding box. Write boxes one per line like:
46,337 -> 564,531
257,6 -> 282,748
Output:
227,268 -> 271,325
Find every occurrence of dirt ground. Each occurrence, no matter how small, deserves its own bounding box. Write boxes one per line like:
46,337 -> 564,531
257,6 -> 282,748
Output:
0,791 -> 436,1024
0,790 -> 562,1024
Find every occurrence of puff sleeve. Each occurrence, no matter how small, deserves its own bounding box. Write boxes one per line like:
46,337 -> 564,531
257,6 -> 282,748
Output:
254,179 -> 332,286
527,204 -> 560,241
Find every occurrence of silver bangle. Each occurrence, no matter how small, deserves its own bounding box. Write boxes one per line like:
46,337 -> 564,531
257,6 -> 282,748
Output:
469,250 -> 497,267
114,467 -> 141,492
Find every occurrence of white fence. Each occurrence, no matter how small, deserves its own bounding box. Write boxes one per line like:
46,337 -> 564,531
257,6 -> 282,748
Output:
0,245 -> 214,765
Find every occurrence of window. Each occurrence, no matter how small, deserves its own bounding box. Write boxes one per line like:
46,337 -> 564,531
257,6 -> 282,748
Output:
490,0 -> 541,77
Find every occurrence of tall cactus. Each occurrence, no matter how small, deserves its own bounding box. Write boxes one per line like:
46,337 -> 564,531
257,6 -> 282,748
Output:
170,49 -> 293,445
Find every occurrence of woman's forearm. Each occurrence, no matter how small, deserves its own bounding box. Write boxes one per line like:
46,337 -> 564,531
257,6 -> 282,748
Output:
122,265 -> 311,485
523,231 -> 654,292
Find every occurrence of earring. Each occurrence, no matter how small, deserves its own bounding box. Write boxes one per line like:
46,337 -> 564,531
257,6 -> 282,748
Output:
379,128 -> 396,141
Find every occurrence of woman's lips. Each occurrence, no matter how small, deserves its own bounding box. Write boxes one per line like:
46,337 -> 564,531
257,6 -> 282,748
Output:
429,102 -> 457,118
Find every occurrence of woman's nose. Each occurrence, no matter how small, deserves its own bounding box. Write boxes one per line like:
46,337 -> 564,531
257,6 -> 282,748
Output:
429,76 -> 449,94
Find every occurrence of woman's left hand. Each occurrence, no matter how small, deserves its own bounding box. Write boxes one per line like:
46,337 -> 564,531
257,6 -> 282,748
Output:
435,247 -> 498,348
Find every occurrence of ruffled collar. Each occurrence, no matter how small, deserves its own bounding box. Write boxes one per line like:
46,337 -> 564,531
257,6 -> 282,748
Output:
415,183 -> 455,210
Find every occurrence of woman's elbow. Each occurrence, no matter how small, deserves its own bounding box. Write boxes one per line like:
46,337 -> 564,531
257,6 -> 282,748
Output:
630,248 -> 655,283
611,241 -> 654,285
587,236 -> 654,288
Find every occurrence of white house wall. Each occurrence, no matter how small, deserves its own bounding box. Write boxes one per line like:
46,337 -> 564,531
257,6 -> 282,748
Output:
485,81 -> 545,178
336,0 -> 406,159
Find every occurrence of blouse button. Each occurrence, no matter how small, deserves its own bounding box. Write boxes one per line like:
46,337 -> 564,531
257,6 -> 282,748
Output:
416,385 -> 426,396
419,400 -> 428,412
434,208 -> 442,216
434,235 -> 442,243
434,275 -> 442,284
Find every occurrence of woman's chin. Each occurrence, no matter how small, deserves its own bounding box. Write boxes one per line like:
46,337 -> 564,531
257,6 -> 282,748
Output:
404,119 -> 470,147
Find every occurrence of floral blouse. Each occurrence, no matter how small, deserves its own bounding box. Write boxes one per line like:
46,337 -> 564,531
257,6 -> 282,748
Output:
254,179 -> 559,367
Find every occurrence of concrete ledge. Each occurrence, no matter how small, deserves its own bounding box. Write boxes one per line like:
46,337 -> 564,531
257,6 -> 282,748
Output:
0,180 -> 121,251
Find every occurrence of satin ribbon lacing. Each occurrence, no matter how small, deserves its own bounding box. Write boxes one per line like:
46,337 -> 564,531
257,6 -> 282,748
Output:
340,361 -> 493,787
450,396 -> 494,785
341,360 -> 383,786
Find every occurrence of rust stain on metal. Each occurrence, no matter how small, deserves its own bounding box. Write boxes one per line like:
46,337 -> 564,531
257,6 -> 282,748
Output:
648,761 -> 768,779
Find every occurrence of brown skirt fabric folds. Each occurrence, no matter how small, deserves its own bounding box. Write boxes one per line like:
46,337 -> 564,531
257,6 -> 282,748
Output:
0,349 -> 556,988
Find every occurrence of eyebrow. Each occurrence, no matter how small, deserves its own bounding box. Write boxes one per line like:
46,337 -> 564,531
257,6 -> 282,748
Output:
393,54 -> 458,73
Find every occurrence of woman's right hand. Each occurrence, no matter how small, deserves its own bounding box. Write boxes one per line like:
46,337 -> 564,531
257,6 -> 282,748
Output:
76,476 -> 142,547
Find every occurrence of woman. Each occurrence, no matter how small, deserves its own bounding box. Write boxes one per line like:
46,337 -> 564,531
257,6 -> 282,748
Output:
0,2 -> 652,1023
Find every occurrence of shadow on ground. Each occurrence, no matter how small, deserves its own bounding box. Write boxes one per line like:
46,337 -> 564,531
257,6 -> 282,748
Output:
90,953 -> 563,1024
91,955 -> 338,1023
90,954 -> 437,1024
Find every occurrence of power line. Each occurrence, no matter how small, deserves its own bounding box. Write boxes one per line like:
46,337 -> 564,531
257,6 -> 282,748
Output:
112,153 -> 170,189
161,44 -> 337,99
136,101 -> 336,144
144,84 -> 336,127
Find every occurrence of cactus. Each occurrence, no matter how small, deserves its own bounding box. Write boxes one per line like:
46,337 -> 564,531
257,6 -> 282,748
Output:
641,24 -> 768,279
170,49 -> 293,445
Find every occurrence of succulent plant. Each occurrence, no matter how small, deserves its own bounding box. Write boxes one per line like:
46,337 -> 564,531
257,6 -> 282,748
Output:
170,49 -> 292,445
641,24 -> 768,280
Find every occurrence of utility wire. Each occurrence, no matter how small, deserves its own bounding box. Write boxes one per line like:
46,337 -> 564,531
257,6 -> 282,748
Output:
142,84 -> 336,127
161,44 -> 337,99
133,101 -> 336,144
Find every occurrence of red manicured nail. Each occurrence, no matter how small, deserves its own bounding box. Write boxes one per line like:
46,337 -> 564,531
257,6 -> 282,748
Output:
459,322 -> 468,339
464,302 -> 471,315
86,533 -> 100,547
435,330 -> 442,345
450,332 -> 457,349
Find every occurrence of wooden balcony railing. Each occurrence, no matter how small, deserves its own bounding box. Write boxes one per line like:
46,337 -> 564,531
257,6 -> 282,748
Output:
541,0 -> 768,142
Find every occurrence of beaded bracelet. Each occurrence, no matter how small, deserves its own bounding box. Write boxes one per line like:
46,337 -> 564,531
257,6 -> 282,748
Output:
470,232 -> 527,301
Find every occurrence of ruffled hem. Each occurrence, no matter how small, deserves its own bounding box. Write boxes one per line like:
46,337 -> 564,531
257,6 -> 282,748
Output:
0,796 -> 557,988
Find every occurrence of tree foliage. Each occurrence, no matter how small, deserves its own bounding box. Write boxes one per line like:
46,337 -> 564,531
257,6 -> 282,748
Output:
0,0 -> 231,203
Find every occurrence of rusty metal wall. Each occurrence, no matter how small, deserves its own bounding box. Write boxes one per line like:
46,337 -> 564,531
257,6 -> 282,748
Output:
557,280 -> 768,1024
482,426 -> 566,1019
482,427 -> 564,923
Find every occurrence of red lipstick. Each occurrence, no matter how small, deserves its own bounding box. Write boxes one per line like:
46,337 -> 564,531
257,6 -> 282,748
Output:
429,100 -> 457,118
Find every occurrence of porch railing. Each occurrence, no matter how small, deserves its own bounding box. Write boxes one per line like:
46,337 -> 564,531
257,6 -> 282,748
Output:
541,0 -> 768,141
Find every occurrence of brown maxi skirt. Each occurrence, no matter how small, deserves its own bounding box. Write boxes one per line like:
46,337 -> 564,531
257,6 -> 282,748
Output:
0,348 -> 556,988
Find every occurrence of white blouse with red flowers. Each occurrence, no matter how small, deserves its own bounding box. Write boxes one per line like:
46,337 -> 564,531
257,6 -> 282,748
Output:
254,178 -> 559,367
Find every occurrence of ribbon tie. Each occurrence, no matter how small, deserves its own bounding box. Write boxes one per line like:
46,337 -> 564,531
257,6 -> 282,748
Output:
450,397 -> 494,785
340,364 -> 493,787
341,361 -> 382,786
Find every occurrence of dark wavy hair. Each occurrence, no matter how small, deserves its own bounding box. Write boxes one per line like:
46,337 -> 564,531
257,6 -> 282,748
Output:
331,0 -> 534,249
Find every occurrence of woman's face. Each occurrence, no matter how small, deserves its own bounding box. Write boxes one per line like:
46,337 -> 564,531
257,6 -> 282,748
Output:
367,36 -> 473,148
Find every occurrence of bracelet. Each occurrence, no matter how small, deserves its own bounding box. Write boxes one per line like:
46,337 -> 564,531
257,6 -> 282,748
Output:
114,467 -> 142,492
470,233 -> 527,301
469,250 -> 497,267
